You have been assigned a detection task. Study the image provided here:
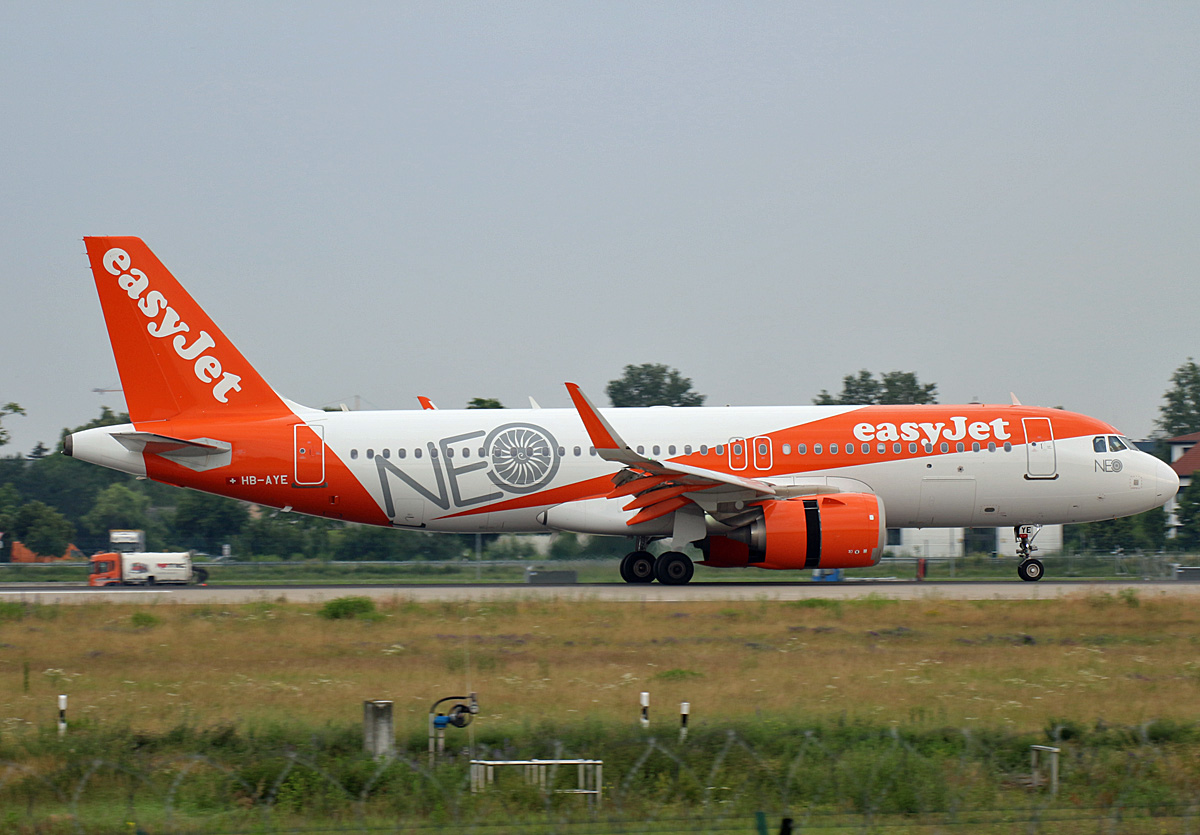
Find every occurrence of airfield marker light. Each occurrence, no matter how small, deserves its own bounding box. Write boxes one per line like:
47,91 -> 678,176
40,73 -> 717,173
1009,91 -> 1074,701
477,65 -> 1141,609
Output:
57,694 -> 67,737
680,702 -> 689,742
640,691 -> 649,729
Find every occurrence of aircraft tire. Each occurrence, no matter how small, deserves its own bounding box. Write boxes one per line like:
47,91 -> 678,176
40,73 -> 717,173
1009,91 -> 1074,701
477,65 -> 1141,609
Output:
654,551 -> 695,586
620,551 -> 656,584
1018,559 -> 1044,582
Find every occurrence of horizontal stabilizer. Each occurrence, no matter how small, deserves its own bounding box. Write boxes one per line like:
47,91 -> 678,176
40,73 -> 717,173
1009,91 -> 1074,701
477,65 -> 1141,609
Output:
112,431 -> 232,472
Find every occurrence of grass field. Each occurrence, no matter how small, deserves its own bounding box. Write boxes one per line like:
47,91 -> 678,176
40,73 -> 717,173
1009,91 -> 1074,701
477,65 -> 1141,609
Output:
2,591 -> 1198,733
3,593 -> 1200,833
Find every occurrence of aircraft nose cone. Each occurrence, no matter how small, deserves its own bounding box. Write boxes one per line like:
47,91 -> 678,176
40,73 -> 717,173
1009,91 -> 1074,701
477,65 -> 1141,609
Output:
1157,458 -> 1180,501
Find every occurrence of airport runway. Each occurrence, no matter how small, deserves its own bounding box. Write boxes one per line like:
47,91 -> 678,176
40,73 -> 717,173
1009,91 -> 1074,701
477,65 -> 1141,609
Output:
3,580 -> 1200,604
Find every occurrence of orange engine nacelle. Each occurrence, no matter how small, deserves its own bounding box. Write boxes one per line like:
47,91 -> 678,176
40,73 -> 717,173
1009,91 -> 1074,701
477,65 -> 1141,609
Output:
699,493 -> 886,570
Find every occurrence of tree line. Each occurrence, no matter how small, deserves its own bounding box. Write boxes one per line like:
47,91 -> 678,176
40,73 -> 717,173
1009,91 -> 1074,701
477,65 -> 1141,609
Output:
2,360 -> 1200,560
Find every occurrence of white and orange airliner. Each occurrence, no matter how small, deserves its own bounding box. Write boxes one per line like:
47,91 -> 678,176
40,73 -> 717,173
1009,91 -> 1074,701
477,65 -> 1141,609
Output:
66,238 -> 1179,584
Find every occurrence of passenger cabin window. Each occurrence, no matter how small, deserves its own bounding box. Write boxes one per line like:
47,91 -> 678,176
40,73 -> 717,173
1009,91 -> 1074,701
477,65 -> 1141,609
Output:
988,442 -> 996,452
684,445 -> 692,454
814,443 -> 823,454
398,448 -> 406,459
1108,436 -> 1128,452
366,449 -> 375,459
782,443 -> 791,455
909,443 -> 918,454
414,448 -> 422,458
830,443 -> 838,454
715,445 -> 725,455
652,445 -> 661,456
798,444 -> 807,454
637,445 -> 645,454
1093,436 -> 1107,453
669,445 -> 677,455
574,446 -> 581,456
382,449 -> 390,459
700,445 -> 708,455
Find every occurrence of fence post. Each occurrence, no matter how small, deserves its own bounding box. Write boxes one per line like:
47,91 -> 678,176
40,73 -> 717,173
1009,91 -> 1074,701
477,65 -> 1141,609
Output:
680,702 -> 689,742
640,691 -> 649,728
57,694 -> 67,737
363,700 -> 394,758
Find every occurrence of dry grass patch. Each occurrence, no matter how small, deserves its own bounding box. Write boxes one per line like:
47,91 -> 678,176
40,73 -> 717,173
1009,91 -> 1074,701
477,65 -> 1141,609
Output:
0,593 -> 1198,737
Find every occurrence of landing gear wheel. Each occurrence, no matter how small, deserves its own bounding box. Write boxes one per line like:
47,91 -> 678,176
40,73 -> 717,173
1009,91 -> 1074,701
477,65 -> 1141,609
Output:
620,551 -> 656,584
654,551 -> 695,586
1018,559 -> 1044,582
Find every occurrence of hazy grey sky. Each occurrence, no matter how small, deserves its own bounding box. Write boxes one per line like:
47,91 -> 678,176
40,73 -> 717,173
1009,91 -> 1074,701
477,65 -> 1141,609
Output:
2,3 -> 1197,454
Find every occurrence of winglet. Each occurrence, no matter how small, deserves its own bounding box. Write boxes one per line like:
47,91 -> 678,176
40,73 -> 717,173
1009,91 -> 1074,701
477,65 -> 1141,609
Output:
1010,392 -> 1022,406
564,383 -> 647,466
417,396 -> 438,410
565,383 -> 624,451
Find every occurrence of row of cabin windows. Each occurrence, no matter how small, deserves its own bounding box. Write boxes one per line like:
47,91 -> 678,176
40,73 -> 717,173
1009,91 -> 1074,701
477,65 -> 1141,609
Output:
347,440 -> 1015,461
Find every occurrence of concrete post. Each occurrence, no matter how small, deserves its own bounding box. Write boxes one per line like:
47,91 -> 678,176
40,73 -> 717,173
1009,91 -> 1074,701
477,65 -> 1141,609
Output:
363,700 -> 394,758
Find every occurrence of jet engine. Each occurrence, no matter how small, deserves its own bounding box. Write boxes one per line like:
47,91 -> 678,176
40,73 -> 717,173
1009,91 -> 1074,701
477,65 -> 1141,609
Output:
699,493 -> 886,570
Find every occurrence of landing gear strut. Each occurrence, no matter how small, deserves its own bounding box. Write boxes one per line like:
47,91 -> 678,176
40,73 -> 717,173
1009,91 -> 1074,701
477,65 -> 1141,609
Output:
1015,524 -> 1044,582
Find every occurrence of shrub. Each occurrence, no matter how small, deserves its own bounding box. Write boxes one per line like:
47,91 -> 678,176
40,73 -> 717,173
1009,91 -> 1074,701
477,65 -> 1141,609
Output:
318,596 -> 378,620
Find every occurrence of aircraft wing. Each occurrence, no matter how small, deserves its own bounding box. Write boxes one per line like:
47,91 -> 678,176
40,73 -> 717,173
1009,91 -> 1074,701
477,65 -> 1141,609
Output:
565,383 -> 777,526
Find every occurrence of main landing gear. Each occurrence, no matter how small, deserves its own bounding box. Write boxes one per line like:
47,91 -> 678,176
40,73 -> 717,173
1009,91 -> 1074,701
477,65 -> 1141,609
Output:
1015,524 -> 1044,582
619,544 -> 695,586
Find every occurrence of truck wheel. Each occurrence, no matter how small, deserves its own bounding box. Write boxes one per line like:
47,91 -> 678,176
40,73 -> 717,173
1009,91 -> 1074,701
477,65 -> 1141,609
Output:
191,568 -> 209,585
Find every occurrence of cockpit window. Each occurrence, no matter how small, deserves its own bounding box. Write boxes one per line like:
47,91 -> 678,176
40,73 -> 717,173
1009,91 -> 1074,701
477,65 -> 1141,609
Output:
1108,435 -> 1127,452
1093,437 -> 1107,453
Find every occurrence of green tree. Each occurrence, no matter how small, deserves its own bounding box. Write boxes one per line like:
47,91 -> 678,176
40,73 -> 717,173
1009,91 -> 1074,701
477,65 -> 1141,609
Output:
606,364 -> 705,407
1173,480 -> 1200,551
170,491 -> 249,552
12,500 -> 74,558
0,402 -> 25,448
1157,359 -> 1200,438
467,398 -> 505,409
815,370 -> 938,405
0,483 -> 21,562
81,483 -> 151,536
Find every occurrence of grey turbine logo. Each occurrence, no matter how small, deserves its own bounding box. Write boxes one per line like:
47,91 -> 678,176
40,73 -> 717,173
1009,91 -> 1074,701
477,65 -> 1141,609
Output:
485,423 -> 560,493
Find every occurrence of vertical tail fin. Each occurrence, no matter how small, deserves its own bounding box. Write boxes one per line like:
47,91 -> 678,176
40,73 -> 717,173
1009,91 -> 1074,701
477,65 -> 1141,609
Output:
83,237 -> 291,423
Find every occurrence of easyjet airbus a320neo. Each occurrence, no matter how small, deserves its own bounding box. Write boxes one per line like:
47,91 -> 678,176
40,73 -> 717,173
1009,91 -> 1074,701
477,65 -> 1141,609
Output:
66,238 -> 1179,584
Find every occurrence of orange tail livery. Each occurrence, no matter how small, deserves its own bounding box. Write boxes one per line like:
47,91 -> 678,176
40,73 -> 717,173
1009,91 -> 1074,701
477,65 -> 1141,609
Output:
67,237 -> 1179,584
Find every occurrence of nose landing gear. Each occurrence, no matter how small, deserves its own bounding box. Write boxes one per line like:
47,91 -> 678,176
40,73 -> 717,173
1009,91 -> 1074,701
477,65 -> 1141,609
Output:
1015,524 -> 1044,582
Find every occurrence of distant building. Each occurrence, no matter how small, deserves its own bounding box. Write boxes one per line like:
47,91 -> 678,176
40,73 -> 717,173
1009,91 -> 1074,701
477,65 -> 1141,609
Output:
885,525 -> 1063,559
8,541 -> 86,563
1165,431 -> 1200,532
